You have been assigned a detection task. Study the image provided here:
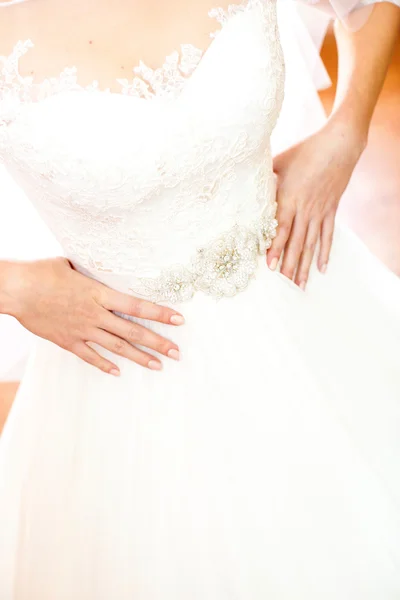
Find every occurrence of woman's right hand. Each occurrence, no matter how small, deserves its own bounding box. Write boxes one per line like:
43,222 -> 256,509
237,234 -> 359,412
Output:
3,257 -> 185,375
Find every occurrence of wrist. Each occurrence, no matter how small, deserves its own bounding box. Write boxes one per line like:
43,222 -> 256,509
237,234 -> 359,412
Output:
0,261 -> 27,318
325,111 -> 369,159
324,113 -> 368,162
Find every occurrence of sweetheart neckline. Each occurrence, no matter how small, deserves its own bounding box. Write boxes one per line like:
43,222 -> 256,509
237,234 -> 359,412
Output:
0,0 -> 265,102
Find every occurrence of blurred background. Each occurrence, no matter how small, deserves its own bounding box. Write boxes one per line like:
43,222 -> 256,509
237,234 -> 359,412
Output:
0,25 -> 399,432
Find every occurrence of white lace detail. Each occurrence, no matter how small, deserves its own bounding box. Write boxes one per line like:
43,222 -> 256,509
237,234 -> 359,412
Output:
209,0 -> 255,24
1,0 -> 270,103
117,44 -> 204,100
129,202 -> 278,303
0,0 -> 286,303
0,39 -> 32,125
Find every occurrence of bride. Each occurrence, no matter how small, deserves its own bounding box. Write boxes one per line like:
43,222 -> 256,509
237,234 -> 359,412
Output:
1,0 -> 400,597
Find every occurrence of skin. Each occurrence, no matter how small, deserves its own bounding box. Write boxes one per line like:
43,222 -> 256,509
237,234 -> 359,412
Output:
0,0 -> 231,92
0,0 -> 399,374
268,1 -> 400,289
0,258 -> 186,375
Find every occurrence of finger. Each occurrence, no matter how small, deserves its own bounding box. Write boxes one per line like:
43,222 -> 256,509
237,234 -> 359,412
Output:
280,214 -> 308,281
103,289 -> 185,326
295,219 -> 321,289
318,212 -> 336,273
72,341 -> 121,376
101,311 -> 180,360
267,205 -> 294,271
91,330 -> 163,370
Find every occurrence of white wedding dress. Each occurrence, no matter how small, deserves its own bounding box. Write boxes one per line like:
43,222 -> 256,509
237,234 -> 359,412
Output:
1,1 -> 400,598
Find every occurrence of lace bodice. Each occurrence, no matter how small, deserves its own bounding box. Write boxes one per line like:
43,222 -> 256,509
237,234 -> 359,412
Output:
0,0 -> 285,301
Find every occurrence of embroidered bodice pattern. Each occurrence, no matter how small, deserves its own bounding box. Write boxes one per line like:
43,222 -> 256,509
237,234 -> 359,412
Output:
0,0 -> 285,303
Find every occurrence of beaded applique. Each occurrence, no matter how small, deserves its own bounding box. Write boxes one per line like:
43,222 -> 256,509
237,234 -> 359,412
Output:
129,202 -> 278,303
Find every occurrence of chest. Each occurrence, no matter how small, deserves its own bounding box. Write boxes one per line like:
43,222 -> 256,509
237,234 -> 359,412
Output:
3,0 -> 266,94
1,0 -> 285,203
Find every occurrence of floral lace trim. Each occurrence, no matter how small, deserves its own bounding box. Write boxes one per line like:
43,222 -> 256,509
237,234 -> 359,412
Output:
0,0 -> 266,105
128,202 -> 278,303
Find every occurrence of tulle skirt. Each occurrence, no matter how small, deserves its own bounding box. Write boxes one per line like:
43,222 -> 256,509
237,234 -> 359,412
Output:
1,220 -> 400,600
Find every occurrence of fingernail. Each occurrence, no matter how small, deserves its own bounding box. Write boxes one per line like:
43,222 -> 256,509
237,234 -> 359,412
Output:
148,360 -> 163,371
269,257 -> 278,271
299,281 -> 306,291
167,349 -> 180,361
321,264 -> 327,274
170,315 -> 185,325
110,369 -> 120,377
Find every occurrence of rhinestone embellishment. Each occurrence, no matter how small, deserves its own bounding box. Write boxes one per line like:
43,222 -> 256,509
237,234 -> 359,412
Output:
129,202 -> 278,303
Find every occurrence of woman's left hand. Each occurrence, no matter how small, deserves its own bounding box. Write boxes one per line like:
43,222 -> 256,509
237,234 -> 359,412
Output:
267,119 -> 367,290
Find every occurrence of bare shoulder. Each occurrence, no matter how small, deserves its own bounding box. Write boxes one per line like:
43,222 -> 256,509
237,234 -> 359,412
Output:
0,0 -> 44,56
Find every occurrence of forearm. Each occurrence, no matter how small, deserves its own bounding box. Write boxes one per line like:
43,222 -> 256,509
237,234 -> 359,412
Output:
329,2 -> 400,141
